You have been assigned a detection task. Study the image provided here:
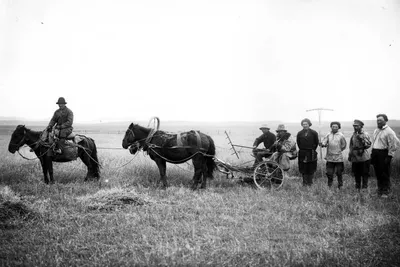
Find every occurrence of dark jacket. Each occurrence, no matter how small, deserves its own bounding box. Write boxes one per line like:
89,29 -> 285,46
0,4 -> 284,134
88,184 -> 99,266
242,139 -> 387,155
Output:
253,131 -> 276,150
48,106 -> 74,138
296,128 -> 319,163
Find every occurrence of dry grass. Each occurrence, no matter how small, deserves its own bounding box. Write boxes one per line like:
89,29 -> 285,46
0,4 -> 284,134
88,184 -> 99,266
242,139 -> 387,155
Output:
1,125 -> 400,266
78,187 -> 151,211
0,186 -> 40,230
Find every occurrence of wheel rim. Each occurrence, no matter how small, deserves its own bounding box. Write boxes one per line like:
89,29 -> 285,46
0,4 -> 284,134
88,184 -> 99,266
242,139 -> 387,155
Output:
253,161 -> 285,190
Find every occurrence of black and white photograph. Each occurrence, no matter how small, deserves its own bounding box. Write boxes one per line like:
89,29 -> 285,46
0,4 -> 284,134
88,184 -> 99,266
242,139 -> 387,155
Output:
1,0 -> 400,266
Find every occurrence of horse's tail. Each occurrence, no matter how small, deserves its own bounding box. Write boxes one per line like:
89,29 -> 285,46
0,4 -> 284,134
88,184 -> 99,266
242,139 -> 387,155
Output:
205,135 -> 216,179
88,137 -> 101,178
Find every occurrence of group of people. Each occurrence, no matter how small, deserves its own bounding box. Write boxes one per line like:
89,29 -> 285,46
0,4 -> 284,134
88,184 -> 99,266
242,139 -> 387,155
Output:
47,97 -> 399,198
252,116 -> 400,198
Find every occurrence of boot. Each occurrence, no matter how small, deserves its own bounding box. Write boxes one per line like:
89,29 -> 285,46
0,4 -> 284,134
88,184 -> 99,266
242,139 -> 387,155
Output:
307,174 -> 314,186
337,175 -> 343,189
327,175 -> 333,188
362,176 -> 368,189
302,174 -> 313,186
302,174 -> 307,186
355,175 -> 361,190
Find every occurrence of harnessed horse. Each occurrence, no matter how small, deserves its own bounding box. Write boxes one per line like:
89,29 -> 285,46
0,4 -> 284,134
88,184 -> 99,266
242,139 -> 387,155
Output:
122,122 -> 216,190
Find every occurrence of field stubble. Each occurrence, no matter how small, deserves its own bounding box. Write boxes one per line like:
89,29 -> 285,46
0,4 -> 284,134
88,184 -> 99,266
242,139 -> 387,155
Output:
1,125 -> 400,266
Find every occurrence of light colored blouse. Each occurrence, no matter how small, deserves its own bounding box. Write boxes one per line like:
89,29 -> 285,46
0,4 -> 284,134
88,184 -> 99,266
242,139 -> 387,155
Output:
321,132 -> 347,162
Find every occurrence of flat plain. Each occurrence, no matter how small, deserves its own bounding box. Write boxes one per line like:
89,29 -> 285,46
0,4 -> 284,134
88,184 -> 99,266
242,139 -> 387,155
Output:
1,121 -> 400,266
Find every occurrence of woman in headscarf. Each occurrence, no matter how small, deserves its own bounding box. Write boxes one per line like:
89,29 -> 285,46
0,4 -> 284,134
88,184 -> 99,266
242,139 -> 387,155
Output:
296,118 -> 319,186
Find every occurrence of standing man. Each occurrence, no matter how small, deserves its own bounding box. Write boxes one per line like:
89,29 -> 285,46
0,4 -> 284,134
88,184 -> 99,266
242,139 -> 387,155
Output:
297,118 -> 319,186
252,124 -> 276,166
348,119 -> 372,191
47,97 -> 74,154
320,122 -> 347,189
371,114 -> 399,198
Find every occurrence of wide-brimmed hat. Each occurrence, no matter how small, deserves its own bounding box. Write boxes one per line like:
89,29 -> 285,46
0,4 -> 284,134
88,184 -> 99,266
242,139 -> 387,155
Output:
353,119 -> 364,127
276,124 -> 287,132
259,124 -> 270,130
56,97 -> 67,104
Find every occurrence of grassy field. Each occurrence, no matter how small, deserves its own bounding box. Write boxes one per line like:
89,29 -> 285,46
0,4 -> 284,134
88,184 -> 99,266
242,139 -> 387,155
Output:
1,122 -> 400,266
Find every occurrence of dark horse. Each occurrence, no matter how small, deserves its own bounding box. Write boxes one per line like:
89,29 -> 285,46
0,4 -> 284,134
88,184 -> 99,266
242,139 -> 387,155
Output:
8,125 -> 100,184
122,122 -> 216,190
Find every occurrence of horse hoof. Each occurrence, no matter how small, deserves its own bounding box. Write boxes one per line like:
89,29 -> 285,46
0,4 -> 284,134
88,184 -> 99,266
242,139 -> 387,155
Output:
191,184 -> 198,191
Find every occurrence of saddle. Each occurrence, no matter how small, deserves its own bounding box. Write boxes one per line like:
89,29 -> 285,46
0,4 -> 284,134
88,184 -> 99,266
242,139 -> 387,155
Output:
39,130 -> 84,160
176,130 -> 203,150
41,131 -> 85,145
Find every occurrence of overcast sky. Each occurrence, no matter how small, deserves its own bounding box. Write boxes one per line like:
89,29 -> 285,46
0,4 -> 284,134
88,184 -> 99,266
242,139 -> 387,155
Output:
0,0 -> 399,123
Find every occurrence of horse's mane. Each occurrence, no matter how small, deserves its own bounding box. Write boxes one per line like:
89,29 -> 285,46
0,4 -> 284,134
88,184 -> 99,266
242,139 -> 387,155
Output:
16,125 -> 41,135
25,127 -> 43,136
130,123 -> 152,133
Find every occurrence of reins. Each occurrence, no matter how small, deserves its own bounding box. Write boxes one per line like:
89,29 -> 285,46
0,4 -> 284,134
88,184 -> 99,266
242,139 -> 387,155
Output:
126,124 -> 215,164
147,145 -> 213,164
17,143 -> 55,160
11,129 -> 55,160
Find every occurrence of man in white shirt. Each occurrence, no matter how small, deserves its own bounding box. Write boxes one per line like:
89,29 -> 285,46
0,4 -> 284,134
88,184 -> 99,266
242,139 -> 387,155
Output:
320,121 -> 347,189
371,114 -> 400,198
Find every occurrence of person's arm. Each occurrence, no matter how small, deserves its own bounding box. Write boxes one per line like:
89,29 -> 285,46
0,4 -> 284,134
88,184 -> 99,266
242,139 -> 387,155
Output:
48,111 -> 57,129
253,135 -> 263,148
61,109 -> 74,129
280,139 -> 293,152
296,132 -> 301,149
320,133 -> 328,148
340,134 -> 347,151
313,130 -> 319,150
387,129 -> 399,157
267,133 -> 276,149
361,132 -> 372,149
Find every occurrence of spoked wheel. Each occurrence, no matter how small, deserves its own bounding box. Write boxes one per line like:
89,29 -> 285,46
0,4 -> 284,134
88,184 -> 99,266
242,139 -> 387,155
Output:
253,161 -> 285,190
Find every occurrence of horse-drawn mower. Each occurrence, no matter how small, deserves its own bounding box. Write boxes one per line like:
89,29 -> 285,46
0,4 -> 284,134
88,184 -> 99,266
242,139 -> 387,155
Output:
214,131 -> 285,190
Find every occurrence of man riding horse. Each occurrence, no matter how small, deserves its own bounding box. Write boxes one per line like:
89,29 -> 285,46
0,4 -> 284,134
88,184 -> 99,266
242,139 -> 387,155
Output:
46,97 -> 74,154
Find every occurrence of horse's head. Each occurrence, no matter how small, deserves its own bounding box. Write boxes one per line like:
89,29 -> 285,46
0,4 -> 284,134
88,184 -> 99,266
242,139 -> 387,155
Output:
122,123 -> 137,149
8,125 -> 27,153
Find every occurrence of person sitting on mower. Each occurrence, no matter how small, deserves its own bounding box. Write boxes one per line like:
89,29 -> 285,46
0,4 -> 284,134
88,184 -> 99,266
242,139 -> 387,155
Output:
269,124 -> 297,171
252,124 -> 276,166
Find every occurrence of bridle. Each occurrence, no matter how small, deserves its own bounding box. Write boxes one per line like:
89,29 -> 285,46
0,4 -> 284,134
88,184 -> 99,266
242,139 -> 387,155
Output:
9,129 -> 28,151
125,126 -> 155,152
126,128 -> 136,146
10,128 -> 47,160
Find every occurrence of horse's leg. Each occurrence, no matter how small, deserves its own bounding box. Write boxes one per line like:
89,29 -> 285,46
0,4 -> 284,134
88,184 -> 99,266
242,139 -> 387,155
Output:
200,159 -> 208,189
47,157 -> 54,184
191,155 -> 204,190
79,149 -> 92,181
40,157 -> 49,184
154,158 -> 168,188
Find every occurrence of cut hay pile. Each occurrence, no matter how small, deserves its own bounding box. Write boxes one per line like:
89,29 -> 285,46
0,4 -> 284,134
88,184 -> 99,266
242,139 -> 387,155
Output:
0,186 -> 38,229
78,187 -> 151,211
